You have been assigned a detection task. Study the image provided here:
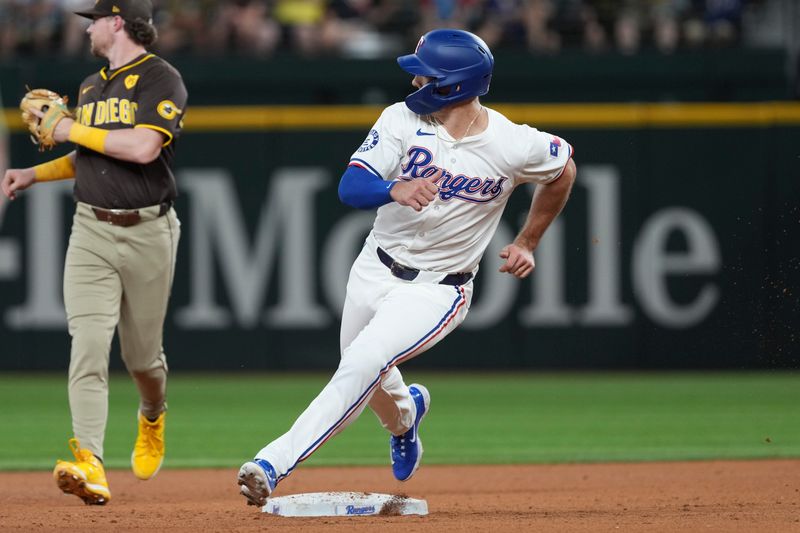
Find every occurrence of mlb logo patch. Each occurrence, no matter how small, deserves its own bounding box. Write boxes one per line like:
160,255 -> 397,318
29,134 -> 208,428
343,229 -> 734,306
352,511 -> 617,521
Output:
549,136 -> 561,157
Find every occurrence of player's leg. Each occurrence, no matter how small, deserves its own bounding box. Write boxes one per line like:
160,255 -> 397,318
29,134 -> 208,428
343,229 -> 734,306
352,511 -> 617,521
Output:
342,284 -> 412,436
366,281 -> 472,481
58,205 -> 121,503
340,245 -> 473,437
332,242 -> 388,425
367,366 -> 414,435
63,207 -> 123,460
252,280 -> 470,483
117,210 -> 179,417
117,209 -> 180,480
328,241 -> 419,437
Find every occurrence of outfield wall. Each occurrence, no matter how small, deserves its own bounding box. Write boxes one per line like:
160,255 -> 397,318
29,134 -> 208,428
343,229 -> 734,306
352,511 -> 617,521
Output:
0,49 -> 791,106
1,102 -> 799,370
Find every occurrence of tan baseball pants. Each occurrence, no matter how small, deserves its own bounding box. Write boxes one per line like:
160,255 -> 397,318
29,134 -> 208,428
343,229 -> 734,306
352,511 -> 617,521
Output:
64,202 -> 180,460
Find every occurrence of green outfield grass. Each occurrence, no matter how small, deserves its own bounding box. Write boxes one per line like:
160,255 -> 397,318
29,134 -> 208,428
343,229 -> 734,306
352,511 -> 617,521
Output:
1,372 -> 798,470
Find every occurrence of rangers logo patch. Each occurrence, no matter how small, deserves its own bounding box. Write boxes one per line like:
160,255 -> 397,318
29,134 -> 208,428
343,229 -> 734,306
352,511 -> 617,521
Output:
358,129 -> 379,152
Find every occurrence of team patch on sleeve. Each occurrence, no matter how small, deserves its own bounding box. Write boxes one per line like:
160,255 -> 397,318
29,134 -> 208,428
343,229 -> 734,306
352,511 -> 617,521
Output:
358,129 -> 380,152
157,100 -> 182,120
549,136 -> 562,157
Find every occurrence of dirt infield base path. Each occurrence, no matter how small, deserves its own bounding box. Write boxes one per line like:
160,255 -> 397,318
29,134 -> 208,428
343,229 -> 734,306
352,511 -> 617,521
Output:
1,461 -> 799,532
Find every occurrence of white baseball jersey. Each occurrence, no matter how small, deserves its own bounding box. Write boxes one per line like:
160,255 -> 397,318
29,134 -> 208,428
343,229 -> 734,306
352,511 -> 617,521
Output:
350,102 -> 573,273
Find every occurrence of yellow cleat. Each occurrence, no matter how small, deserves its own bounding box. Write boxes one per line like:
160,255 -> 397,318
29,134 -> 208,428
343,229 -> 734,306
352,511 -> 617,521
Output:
53,438 -> 111,505
131,411 -> 165,480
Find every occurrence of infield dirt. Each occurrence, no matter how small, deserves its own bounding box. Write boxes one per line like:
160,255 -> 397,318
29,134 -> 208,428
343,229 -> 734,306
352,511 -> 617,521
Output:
1,461 -> 798,532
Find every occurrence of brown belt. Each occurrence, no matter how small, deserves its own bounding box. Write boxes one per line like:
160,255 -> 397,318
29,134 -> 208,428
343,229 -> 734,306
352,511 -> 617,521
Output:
91,202 -> 171,227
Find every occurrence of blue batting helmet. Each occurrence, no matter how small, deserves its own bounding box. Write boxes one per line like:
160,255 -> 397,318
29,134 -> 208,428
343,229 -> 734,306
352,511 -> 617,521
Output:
397,29 -> 494,115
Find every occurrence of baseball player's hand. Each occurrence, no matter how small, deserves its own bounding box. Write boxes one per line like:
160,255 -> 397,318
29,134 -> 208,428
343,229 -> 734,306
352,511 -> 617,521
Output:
27,106 -> 74,143
499,243 -> 535,278
2,168 -> 36,201
390,177 -> 439,212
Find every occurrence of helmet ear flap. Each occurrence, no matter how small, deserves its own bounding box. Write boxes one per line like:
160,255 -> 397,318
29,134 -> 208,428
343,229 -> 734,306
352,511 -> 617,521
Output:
404,82 -> 442,115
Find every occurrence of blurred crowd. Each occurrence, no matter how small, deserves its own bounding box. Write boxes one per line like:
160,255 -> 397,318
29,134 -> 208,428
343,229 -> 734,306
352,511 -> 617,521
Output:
0,0 -> 789,59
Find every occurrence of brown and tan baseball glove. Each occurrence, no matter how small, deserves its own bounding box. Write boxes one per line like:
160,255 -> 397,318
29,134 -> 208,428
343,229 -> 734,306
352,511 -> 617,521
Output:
20,88 -> 73,151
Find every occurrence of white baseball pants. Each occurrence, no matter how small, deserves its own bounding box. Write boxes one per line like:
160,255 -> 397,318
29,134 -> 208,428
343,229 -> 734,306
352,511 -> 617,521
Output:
255,233 -> 473,482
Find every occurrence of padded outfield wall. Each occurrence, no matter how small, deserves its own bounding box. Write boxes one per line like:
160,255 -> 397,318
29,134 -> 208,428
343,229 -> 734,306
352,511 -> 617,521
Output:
0,52 -> 798,370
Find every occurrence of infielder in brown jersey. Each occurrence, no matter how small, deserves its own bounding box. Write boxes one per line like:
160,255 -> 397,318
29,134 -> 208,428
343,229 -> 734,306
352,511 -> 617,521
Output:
1,0 -> 187,505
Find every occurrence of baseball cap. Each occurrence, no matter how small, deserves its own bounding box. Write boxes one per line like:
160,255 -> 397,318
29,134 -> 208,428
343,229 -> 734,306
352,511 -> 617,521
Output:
74,0 -> 153,22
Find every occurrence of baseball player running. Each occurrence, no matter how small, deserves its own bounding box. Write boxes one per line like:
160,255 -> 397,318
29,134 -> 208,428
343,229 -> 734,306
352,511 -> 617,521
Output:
1,0 -> 186,505
238,28 -> 575,505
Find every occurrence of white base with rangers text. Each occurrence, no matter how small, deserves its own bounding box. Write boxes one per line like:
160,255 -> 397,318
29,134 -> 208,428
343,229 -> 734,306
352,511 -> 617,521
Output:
262,492 -> 428,517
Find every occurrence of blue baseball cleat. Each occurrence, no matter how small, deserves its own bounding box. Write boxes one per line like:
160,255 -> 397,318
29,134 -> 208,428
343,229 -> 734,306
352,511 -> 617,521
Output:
237,458 -> 277,507
390,383 -> 431,481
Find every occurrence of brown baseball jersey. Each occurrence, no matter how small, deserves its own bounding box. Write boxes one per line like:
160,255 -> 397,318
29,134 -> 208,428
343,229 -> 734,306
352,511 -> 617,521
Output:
73,53 -> 188,209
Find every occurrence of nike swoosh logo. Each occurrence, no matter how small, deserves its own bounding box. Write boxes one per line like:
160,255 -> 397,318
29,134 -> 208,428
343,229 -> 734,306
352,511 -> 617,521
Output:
82,85 -> 94,95
416,129 -> 435,136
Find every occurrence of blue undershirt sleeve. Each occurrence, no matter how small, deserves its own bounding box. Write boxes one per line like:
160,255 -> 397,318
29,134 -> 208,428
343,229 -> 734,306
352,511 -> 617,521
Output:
338,164 -> 397,209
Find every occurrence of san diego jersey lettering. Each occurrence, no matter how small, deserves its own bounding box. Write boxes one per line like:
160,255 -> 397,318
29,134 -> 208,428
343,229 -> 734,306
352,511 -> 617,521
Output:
75,98 -> 139,127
